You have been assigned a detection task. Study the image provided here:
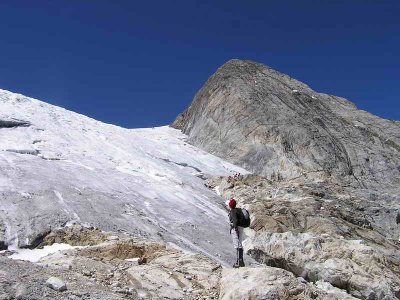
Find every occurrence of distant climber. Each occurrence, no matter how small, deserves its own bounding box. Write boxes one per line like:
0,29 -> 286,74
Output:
228,173 -> 242,183
227,198 -> 250,268
396,211 -> 400,224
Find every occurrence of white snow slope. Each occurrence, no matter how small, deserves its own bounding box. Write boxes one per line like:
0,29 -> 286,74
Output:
0,89 -> 248,265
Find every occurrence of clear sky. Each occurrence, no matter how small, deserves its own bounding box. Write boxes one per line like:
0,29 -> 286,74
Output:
0,0 -> 398,127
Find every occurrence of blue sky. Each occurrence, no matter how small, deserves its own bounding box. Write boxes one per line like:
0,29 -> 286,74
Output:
0,0 -> 398,127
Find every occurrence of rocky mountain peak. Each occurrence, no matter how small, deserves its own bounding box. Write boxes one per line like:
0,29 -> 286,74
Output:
172,59 -> 400,190
217,59 -> 313,91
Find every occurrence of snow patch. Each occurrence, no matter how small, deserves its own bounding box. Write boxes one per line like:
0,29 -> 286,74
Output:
20,192 -> 32,199
9,243 -> 80,262
214,186 -> 221,196
3,220 -> 18,251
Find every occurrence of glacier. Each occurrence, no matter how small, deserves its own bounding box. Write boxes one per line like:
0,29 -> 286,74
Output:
0,89 -> 248,265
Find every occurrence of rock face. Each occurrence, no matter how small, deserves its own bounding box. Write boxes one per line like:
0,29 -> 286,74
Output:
172,60 -> 400,299
172,59 -> 400,190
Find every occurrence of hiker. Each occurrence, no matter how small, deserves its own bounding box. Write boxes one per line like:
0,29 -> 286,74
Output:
227,198 -> 249,268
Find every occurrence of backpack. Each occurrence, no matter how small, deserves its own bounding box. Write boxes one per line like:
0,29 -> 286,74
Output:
238,208 -> 251,228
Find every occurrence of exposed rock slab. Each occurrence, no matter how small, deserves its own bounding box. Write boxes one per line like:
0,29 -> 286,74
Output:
219,267 -> 356,300
127,252 -> 221,299
249,232 -> 400,299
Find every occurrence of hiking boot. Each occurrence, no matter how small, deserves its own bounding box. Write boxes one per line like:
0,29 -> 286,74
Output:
233,261 -> 240,268
233,248 -> 245,268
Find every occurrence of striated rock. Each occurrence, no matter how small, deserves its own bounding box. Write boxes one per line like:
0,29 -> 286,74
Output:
172,59 -> 400,191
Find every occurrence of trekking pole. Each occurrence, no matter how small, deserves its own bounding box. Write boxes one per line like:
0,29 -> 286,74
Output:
237,232 -> 240,265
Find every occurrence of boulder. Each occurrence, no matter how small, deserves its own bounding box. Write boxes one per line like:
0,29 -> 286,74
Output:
45,276 -> 67,292
219,266 -> 357,300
